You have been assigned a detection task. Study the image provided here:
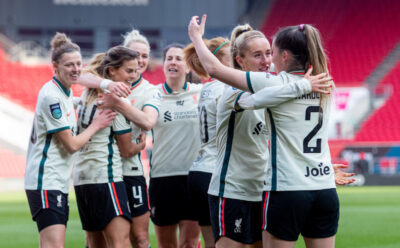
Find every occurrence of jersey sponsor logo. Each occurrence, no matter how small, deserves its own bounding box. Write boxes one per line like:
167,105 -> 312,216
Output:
234,218 -> 242,233
176,100 -> 185,106
304,163 -> 331,177
50,103 -> 62,119
164,111 -> 172,122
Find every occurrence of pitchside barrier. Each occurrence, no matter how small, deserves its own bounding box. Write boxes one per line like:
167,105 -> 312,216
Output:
330,141 -> 400,186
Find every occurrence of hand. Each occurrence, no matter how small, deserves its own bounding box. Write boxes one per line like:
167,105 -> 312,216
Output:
107,82 -> 131,98
304,67 -> 333,94
137,131 -> 146,150
97,92 -> 121,110
333,164 -> 356,185
92,109 -> 116,130
188,14 -> 206,42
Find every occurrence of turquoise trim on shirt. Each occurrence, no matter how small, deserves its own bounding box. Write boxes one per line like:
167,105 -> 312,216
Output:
114,128 -> 132,135
164,81 -> 188,94
53,76 -> 71,97
267,109 -> 277,191
37,134 -> 52,190
246,72 -> 254,94
218,111 -> 236,197
234,92 -> 245,113
131,74 -> 143,88
48,126 -> 70,134
107,131 -> 115,183
143,104 -> 160,115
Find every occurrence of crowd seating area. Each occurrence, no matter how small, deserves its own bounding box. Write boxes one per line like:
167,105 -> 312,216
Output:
354,62 -> 400,142
261,0 -> 400,86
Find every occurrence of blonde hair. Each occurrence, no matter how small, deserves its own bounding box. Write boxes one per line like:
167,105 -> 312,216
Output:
230,24 -> 266,69
122,29 -> 150,49
184,37 -> 229,78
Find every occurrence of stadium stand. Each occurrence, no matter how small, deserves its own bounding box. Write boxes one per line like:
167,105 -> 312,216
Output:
354,61 -> 400,142
261,0 -> 400,86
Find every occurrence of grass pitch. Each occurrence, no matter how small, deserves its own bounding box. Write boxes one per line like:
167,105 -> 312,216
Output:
0,186 -> 399,248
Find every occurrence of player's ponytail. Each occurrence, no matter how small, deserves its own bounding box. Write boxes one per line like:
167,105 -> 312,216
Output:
50,32 -> 80,63
230,24 -> 265,69
274,24 -> 332,110
184,37 -> 230,79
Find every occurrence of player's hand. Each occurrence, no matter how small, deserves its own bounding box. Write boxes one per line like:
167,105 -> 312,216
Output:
92,109 -> 116,130
97,92 -> 121,110
107,81 -> 130,98
333,164 -> 356,185
137,131 -> 146,150
305,67 -> 333,94
188,14 -> 207,41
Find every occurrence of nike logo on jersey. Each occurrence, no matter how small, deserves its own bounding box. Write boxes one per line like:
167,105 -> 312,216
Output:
133,203 -> 144,208
164,111 -> 172,122
304,163 -> 331,177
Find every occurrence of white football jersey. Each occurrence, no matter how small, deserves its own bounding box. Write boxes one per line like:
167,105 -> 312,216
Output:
190,79 -> 225,174
123,76 -> 162,176
25,77 -> 77,193
207,85 -> 269,202
73,91 -> 131,186
246,71 -> 336,191
149,82 -> 202,178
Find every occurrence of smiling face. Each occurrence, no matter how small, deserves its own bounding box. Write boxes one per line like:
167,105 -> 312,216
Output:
163,47 -> 187,81
53,51 -> 82,87
237,37 -> 271,72
108,59 -> 139,86
127,41 -> 150,75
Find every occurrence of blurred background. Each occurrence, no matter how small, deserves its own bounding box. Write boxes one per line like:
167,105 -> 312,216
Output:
0,0 -> 399,189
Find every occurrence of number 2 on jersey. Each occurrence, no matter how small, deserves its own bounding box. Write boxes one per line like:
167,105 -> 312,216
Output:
303,106 -> 323,153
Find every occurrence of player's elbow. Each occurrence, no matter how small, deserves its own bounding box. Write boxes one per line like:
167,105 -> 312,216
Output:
64,145 -> 79,154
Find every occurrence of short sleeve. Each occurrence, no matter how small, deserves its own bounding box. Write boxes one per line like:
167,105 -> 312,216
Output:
143,87 -> 162,115
223,86 -> 245,111
40,94 -> 71,134
113,98 -> 132,135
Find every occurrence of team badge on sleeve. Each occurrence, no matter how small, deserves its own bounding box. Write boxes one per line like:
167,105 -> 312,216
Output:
50,103 -> 62,119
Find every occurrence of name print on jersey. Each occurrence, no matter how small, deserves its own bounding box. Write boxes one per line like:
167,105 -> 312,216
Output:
304,162 -> 331,177
296,92 -> 320,100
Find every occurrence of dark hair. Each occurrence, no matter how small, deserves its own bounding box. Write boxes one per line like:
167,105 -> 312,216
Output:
162,43 -> 185,62
273,24 -> 328,75
96,46 -> 139,78
50,32 -> 80,63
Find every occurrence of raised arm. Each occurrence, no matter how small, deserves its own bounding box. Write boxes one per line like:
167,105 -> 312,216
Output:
188,15 -> 249,91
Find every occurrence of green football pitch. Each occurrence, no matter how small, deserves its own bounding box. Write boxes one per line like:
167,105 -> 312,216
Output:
1,186 -> 399,248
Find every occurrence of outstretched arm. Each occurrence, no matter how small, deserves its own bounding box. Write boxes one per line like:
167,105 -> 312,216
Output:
78,72 -> 131,97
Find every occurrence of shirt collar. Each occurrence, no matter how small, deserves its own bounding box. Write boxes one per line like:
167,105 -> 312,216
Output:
162,81 -> 188,94
52,76 -> 71,97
